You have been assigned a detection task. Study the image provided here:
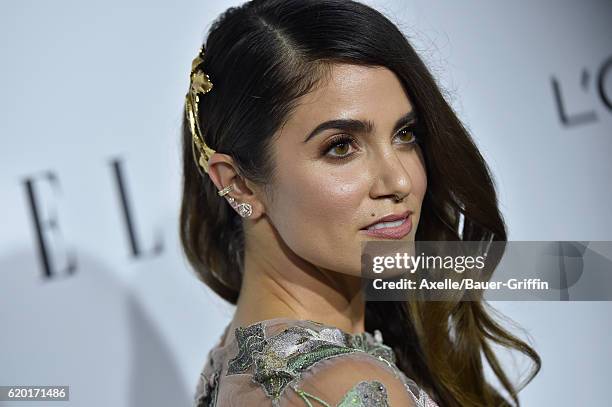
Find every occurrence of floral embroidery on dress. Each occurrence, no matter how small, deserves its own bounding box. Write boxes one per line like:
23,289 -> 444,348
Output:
337,380 -> 389,407
226,322 -> 266,375
228,323 -> 363,403
195,320 -> 440,407
295,380 -> 390,407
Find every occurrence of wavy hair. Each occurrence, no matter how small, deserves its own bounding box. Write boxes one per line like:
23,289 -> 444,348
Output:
179,0 -> 541,405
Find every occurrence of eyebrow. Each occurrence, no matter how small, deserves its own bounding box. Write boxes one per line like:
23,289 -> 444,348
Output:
303,110 -> 417,143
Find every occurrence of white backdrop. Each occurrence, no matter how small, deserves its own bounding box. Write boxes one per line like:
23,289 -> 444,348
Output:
1,1 -> 611,406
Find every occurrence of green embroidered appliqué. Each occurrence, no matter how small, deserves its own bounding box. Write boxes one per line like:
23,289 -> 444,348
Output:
251,326 -> 359,400
295,380 -> 390,407
337,381 -> 389,407
225,322 -> 398,406
226,323 -> 266,375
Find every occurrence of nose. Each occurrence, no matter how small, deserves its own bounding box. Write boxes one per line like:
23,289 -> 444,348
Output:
369,148 -> 413,202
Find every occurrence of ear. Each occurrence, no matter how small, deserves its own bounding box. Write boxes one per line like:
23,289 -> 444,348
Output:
206,152 -> 267,219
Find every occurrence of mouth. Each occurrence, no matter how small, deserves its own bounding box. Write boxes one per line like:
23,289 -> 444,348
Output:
360,211 -> 413,239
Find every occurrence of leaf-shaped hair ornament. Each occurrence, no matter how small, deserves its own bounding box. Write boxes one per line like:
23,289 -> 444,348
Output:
185,47 -> 215,175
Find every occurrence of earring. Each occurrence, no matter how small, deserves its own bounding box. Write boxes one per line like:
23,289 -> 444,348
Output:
217,184 -> 252,218
218,185 -> 234,197
237,202 -> 253,218
226,196 -> 253,218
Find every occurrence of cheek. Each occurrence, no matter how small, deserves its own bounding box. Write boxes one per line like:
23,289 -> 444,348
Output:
275,166 -> 364,231
266,160 -> 368,271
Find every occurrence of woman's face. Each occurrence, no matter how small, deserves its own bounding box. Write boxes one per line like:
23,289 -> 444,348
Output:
264,64 -> 427,276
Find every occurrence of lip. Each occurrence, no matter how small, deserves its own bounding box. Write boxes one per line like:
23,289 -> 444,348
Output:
360,210 -> 413,240
362,210 -> 413,229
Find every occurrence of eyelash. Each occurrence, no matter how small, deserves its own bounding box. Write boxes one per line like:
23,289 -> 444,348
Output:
322,125 -> 422,160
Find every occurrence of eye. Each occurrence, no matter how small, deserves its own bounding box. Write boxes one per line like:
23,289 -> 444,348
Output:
394,126 -> 419,145
322,125 -> 422,160
323,135 -> 357,159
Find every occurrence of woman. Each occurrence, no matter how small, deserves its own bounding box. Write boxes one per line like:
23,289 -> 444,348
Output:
180,0 -> 541,405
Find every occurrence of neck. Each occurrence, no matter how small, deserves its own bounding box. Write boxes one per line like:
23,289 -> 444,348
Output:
229,220 -> 365,337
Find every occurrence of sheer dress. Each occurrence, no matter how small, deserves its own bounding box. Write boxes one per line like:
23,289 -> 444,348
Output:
194,318 -> 439,407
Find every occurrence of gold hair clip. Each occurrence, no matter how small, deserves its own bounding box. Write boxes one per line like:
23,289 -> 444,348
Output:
185,46 -> 215,174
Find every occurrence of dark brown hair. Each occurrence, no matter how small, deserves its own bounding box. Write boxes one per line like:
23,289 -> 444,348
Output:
180,0 -> 541,405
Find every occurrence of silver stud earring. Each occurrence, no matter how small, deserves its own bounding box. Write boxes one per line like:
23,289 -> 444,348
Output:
226,196 -> 253,218
237,202 -> 253,218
